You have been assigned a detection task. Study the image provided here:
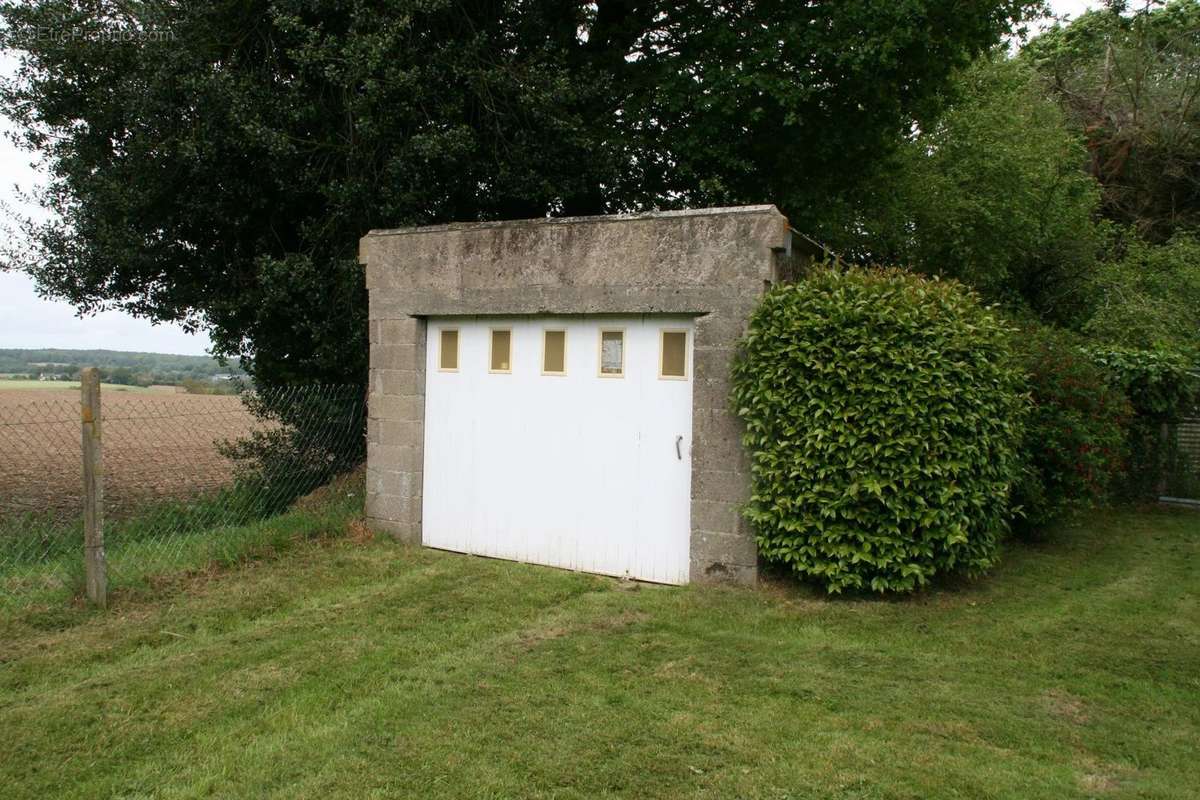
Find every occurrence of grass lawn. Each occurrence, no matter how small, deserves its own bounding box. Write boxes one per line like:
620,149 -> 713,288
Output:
0,507 -> 1197,799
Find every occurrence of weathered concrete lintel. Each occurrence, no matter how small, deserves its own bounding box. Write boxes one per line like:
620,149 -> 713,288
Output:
363,204 -> 783,240
368,289 -> 760,320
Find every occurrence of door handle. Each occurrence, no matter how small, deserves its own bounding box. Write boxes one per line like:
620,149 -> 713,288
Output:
676,435 -> 683,461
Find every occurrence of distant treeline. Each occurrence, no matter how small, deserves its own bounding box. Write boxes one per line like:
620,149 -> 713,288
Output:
0,349 -> 244,387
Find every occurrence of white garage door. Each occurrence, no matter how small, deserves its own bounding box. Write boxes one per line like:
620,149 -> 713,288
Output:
422,315 -> 695,584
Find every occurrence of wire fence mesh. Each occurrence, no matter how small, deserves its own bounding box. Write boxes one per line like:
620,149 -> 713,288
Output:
0,384 -> 365,607
3,376 -> 1192,606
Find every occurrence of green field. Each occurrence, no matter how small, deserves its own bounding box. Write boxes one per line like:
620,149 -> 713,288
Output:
1,504 -> 1197,799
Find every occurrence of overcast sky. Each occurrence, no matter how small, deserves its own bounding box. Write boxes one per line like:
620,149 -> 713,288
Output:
0,1 -> 1104,357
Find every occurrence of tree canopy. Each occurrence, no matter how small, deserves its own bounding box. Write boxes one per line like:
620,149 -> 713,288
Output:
1025,0 -> 1200,242
0,0 -> 1040,386
834,54 -> 1103,324
1084,230 -> 1200,351
821,1 -> 1200,340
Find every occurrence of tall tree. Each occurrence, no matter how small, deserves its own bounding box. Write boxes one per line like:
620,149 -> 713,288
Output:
1025,0 -> 1200,241
829,54 -> 1103,324
0,0 -> 1040,387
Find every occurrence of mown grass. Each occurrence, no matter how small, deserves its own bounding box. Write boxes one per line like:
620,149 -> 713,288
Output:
0,506 -> 1197,799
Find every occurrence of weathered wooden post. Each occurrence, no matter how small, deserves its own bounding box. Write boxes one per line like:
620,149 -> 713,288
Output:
81,367 -> 107,608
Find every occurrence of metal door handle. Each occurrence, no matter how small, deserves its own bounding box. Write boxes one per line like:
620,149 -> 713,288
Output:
676,435 -> 683,460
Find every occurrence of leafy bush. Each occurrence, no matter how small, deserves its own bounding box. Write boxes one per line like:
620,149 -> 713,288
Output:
731,269 -> 1026,593
1084,346 -> 1200,499
219,385 -> 366,516
1010,325 -> 1130,532
1084,230 -> 1200,354
1084,346 -> 1198,421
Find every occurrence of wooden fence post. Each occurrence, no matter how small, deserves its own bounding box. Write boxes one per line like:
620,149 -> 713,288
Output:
81,367 -> 107,608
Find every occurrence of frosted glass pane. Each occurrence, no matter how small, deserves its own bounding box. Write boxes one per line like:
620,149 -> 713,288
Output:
600,331 -> 623,375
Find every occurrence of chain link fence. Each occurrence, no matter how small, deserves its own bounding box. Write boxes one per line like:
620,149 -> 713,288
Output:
0,383 -> 365,607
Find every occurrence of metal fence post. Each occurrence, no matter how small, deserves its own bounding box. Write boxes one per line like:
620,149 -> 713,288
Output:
81,368 -> 107,608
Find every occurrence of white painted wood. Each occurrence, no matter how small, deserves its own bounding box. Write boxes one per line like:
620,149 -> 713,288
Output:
422,315 -> 695,584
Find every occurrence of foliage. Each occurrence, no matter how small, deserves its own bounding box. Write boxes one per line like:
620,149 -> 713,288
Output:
0,0 -> 1041,393
1084,345 -> 1199,421
1025,0 -> 1200,242
0,348 -> 242,385
219,384 -> 367,513
1084,229 -> 1200,353
177,378 -> 239,395
1009,323 -> 1130,532
731,269 -> 1026,593
1085,344 -> 1200,499
826,54 -> 1103,325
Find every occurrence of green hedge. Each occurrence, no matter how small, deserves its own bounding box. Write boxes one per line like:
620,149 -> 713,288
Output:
1084,346 -> 1197,421
731,269 -> 1026,593
1010,324 -> 1130,532
1085,346 -> 1200,499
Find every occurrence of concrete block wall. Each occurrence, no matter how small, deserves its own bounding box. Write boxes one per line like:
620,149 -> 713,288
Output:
360,205 -> 791,584
365,316 -> 426,544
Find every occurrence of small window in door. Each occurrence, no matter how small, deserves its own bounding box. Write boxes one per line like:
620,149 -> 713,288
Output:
599,329 -> 624,377
660,330 -> 687,379
438,328 -> 459,372
543,329 -> 567,375
489,328 -> 512,373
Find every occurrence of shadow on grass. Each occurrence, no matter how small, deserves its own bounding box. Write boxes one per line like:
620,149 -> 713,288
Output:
751,504 -> 1200,605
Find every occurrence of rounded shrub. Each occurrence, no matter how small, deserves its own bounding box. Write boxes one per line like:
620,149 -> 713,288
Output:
731,268 -> 1026,593
1010,325 -> 1130,531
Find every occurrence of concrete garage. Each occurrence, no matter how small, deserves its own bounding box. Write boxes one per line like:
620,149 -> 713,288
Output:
360,205 -> 807,585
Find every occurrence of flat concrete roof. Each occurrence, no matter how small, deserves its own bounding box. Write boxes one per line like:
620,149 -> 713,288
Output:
364,204 -> 783,238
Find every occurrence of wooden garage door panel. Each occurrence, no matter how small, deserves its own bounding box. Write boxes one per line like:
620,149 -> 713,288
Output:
422,315 -> 694,584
